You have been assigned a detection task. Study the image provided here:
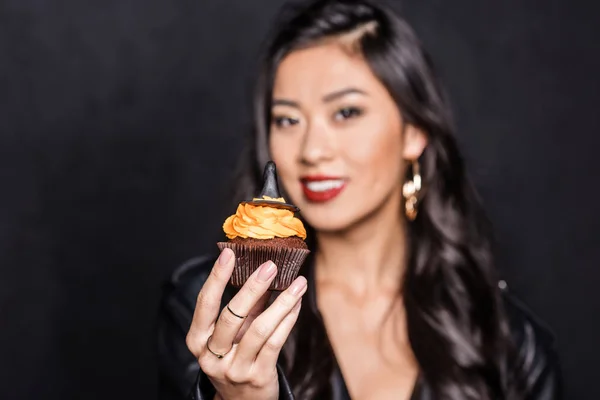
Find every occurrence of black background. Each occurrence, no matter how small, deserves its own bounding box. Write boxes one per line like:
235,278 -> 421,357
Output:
1,0 -> 599,399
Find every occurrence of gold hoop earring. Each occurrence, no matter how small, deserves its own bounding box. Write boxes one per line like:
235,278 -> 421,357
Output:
403,160 -> 421,221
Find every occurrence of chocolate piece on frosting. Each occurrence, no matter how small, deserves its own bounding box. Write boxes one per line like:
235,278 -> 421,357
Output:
223,160 -> 306,240
241,161 -> 299,212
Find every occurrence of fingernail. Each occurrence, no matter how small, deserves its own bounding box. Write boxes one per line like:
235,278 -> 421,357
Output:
218,248 -> 233,265
257,261 -> 276,282
290,277 -> 307,295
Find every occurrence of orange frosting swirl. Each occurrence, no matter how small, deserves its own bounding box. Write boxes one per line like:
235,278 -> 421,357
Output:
223,197 -> 306,240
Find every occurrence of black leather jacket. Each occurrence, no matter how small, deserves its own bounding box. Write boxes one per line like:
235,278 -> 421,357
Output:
158,255 -> 562,400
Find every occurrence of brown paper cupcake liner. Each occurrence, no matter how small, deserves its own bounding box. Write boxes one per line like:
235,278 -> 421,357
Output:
217,242 -> 310,291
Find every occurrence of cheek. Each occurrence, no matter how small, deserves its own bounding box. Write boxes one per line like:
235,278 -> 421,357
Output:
343,116 -> 404,186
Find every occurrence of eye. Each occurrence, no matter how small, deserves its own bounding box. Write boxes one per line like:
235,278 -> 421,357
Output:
334,106 -> 363,121
272,116 -> 300,128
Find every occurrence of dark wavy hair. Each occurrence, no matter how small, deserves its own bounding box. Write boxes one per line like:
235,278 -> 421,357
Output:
232,0 -> 521,398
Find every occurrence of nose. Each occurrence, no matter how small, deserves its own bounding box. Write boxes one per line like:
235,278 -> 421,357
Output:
299,118 -> 335,165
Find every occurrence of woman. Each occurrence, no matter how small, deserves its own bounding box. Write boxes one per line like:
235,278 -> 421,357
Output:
158,0 -> 561,399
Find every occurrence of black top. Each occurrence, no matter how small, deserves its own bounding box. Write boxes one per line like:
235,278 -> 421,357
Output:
158,255 -> 562,400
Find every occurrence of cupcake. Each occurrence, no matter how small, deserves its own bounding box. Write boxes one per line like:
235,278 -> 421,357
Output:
217,161 -> 310,290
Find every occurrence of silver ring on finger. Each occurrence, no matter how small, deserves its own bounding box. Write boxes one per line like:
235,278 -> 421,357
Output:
226,303 -> 248,319
206,335 -> 232,359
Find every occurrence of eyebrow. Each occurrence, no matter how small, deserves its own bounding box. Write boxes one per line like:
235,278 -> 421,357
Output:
272,87 -> 367,109
322,87 -> 367,102
272,99 -> 300,108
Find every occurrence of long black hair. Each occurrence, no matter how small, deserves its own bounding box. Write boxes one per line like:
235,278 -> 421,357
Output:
233,0 -> 521,398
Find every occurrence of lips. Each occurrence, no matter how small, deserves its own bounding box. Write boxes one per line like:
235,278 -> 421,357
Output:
300,176 -> 347,203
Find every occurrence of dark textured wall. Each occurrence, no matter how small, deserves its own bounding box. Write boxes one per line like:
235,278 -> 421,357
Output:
0,0 -> 598,399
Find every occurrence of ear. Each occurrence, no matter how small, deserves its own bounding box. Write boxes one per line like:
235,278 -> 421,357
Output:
402,124 -> 428,160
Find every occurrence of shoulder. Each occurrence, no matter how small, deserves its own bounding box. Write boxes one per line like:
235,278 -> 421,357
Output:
502,289 -> 557,360
158,254 -> 219,399
160,253 -> 239,328
501,287 -> 562,399
162,254 -> 218,315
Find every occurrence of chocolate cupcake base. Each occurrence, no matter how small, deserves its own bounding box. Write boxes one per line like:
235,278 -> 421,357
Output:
217,241 -> 310,291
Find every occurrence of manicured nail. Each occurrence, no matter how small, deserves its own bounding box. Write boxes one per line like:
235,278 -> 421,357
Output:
290,276 -> 307,295
218,248 -> 233,265
258,261 -> 276,282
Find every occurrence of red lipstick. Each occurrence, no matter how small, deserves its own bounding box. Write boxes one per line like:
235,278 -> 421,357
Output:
300,176 -> 347,203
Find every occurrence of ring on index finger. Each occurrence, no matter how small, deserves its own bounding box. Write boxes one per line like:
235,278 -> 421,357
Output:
206,335 -> 232,359
226,303 -> 248,319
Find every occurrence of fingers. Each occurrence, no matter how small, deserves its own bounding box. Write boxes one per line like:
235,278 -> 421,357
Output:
208,261 -> 278,354
233,292 -> 270,344
234,276 -> 307,366
255,299 -> 302,371
186,248 -> 235,355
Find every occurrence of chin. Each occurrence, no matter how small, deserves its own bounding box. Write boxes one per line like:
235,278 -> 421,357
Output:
299,208 -> 356,234
304,219 -> 350,234
286,190 -> 369,233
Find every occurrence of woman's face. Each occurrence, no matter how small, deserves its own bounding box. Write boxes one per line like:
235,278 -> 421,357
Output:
269,42 -> 426,233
